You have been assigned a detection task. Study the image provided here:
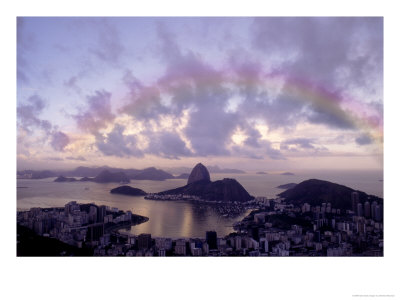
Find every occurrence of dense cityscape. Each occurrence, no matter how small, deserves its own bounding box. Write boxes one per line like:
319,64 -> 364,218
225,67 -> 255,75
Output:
17,189 -> 383,256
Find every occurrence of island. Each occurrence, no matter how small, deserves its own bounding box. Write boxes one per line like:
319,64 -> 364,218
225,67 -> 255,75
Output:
110,185 -> 147,196
280,172 -> 295,176
146,163 -> 254,203
256,171 -> 268,175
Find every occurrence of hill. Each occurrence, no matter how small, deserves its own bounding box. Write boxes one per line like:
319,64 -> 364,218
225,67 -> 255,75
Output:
278,179 -> 383,210
131,167 -> 174,181
93,170 -> 130,183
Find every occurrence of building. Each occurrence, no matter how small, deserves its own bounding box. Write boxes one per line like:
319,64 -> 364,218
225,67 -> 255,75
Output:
174,239 -> 187,255
364,201 -> 371,219
206,231 -> 217,250
371,201 -> 377,220
357,203 -> 363,217
97,205 -> 107,223
88,205 -> 98,224
87,223 -> 104,242
375,205 -> 383,222
351,192 -> 359,213
138,234 -> 152,250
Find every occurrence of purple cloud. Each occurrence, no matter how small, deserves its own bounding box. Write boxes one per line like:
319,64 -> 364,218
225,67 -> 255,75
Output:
89,19 -> 124,64
66,156 -> 87,161
50,131 -> 70,151
355,134 -> 373,145
74,90 -> 115,133
147,131 -> 192,159
95,124 -> 143,157
17,95 -> 51,133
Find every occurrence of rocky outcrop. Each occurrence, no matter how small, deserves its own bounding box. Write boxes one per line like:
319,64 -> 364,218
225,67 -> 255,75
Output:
187,163 -> 211,185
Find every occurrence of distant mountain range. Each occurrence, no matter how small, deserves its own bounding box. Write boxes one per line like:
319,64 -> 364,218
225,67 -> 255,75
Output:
18,166 -> 175,181
278,179 -> 383,210
18,165 -> 246,181
166,165 -> 246,174
54,170 -> 130,183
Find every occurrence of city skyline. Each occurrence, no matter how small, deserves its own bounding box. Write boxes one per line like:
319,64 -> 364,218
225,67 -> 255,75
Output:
17,17 -> 383,171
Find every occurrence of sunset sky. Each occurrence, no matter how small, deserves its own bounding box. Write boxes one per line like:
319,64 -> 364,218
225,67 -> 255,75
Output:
17,17 -> 383,171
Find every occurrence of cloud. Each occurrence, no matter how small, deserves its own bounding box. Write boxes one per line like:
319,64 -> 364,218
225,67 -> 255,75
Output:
355,134 -> 373,145
46,157 -> 64,161
17,18 -> 36,84
89,19 -> 124,64
251,17 -> 383,99
66,156 -> 87,161
63,18 -> 382,161
50,131 -> 70,151
74,90 -> 116,133
116,21 -> 373,160
64,76 -> 82,94
280,138 -> 330,155
17,95 -> 51,133
95,124 -> 143,157
147,131 -> 193,159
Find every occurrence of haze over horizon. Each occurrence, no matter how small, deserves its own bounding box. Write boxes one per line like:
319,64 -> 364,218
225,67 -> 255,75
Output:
17,17 -> 383,171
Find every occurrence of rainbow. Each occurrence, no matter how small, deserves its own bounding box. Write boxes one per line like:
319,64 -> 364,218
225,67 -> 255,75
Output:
121,68 -> 383,148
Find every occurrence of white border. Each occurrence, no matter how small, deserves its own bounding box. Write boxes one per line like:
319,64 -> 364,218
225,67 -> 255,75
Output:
2,1 -> 399,300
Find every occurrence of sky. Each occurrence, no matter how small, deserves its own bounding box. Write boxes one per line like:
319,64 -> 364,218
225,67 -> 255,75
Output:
17,17 -> 383,171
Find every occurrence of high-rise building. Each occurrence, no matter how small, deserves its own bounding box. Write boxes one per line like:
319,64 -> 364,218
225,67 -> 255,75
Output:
371,201 -> 377,220
138,233 -> 152,250
88,205 -> 98,224
375,205 -> 383,222
352,192 -> 359,213
206,231 -> 218,250
357,202 -> 363,217
364,201 -> 371,219
86,223 -> 104,242
97,205 -> 107,223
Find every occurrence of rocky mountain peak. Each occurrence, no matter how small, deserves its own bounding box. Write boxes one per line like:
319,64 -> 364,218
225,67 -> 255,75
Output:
187,163 -> 211,185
